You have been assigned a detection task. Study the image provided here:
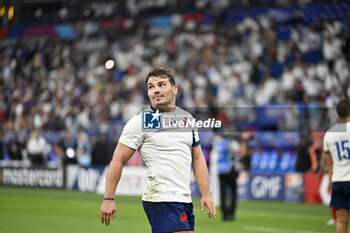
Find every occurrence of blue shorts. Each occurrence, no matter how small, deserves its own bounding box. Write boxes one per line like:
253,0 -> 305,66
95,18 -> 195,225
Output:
330,181 -> 350,209
142,201 -> 195,233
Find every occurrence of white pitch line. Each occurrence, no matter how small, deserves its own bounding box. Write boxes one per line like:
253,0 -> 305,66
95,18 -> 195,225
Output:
244,226 -> 330,233
241,209 -> 327,220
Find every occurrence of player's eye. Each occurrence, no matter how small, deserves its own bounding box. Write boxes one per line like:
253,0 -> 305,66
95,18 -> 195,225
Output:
148,85 -> 154,89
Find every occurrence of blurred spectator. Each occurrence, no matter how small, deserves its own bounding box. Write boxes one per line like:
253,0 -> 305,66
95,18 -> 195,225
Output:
303,75 -> 322,98
322,36 -> 342,70
0,134 -> 4,160
306,96 -> 321,131
76,131 -> 92,167
56,130 -> 77,164
92,133 -> 115,165
285,100 -> 299,130
27,131 -> 49,165
346,79 -> 350,99
45,144 -> 61,167
308,132 -> 323,172
6,137 -> 24,160
292,79 -> 305,102
238,132 -> 255,171
281,66 -> 295,92
216,134 -> 241,221
325,90 -> 340,126
295,132 -> 313,172
343,30 -> 350,62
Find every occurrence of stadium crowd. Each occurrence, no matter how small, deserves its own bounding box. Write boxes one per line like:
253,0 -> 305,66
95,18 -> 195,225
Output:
0,0 -> 350,167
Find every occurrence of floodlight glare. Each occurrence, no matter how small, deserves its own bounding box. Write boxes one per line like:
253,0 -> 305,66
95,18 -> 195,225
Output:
105,59 -> 115,70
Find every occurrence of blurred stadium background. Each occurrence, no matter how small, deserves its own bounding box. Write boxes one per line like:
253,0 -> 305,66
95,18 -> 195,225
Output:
0,0 -> 350,232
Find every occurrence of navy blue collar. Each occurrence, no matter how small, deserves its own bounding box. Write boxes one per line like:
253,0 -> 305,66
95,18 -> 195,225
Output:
150,105 -> 177,112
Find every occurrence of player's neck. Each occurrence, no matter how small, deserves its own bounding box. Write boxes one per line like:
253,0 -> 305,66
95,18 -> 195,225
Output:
153,105 -> 176,112
339,116 -> 350,123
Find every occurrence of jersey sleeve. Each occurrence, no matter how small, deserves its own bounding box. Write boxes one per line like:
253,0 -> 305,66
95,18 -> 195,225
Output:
119,114 -> 143,150
192,129 -> 201,147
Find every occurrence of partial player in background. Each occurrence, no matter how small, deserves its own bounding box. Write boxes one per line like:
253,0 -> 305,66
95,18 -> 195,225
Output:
323,99 -> 350,233
317,151 -> 336,226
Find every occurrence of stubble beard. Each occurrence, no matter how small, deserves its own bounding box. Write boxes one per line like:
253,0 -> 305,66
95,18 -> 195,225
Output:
152,96 -> 175,112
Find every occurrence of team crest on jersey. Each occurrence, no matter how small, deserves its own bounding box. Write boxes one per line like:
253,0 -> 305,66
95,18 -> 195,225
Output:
143,110 -> 162,129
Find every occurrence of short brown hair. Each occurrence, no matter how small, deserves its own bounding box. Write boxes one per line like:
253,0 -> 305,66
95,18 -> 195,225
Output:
145,67 -> 176,86
336,99 -> 350,118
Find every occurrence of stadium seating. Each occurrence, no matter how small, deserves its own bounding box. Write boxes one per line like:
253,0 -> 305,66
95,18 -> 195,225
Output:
0,0 -> 349,171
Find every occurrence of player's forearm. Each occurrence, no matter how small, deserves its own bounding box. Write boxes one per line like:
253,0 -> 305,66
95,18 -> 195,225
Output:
317,155 -> 326,178
192,156 -> 211,197
103,142 -> 135,197
104,159 -> 124,198
328,161 -> 333,183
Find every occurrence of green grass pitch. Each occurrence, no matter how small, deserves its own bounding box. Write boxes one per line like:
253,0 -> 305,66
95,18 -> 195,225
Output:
0,187 -> 339,233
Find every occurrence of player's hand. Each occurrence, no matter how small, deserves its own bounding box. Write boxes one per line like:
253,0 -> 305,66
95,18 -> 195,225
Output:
200,194 -> 216,219
99,200 -> 116,226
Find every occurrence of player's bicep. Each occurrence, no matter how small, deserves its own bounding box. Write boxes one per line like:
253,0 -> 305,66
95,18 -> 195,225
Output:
191,145 -> 205,163
111,142 -> 136,165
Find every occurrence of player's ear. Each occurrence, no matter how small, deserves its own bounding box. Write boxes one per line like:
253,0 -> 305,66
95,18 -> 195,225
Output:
173,84 -> 178,94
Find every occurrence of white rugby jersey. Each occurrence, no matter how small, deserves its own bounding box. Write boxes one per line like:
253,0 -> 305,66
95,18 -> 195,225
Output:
119,106 -> 200,203
323,121 -> 350,182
